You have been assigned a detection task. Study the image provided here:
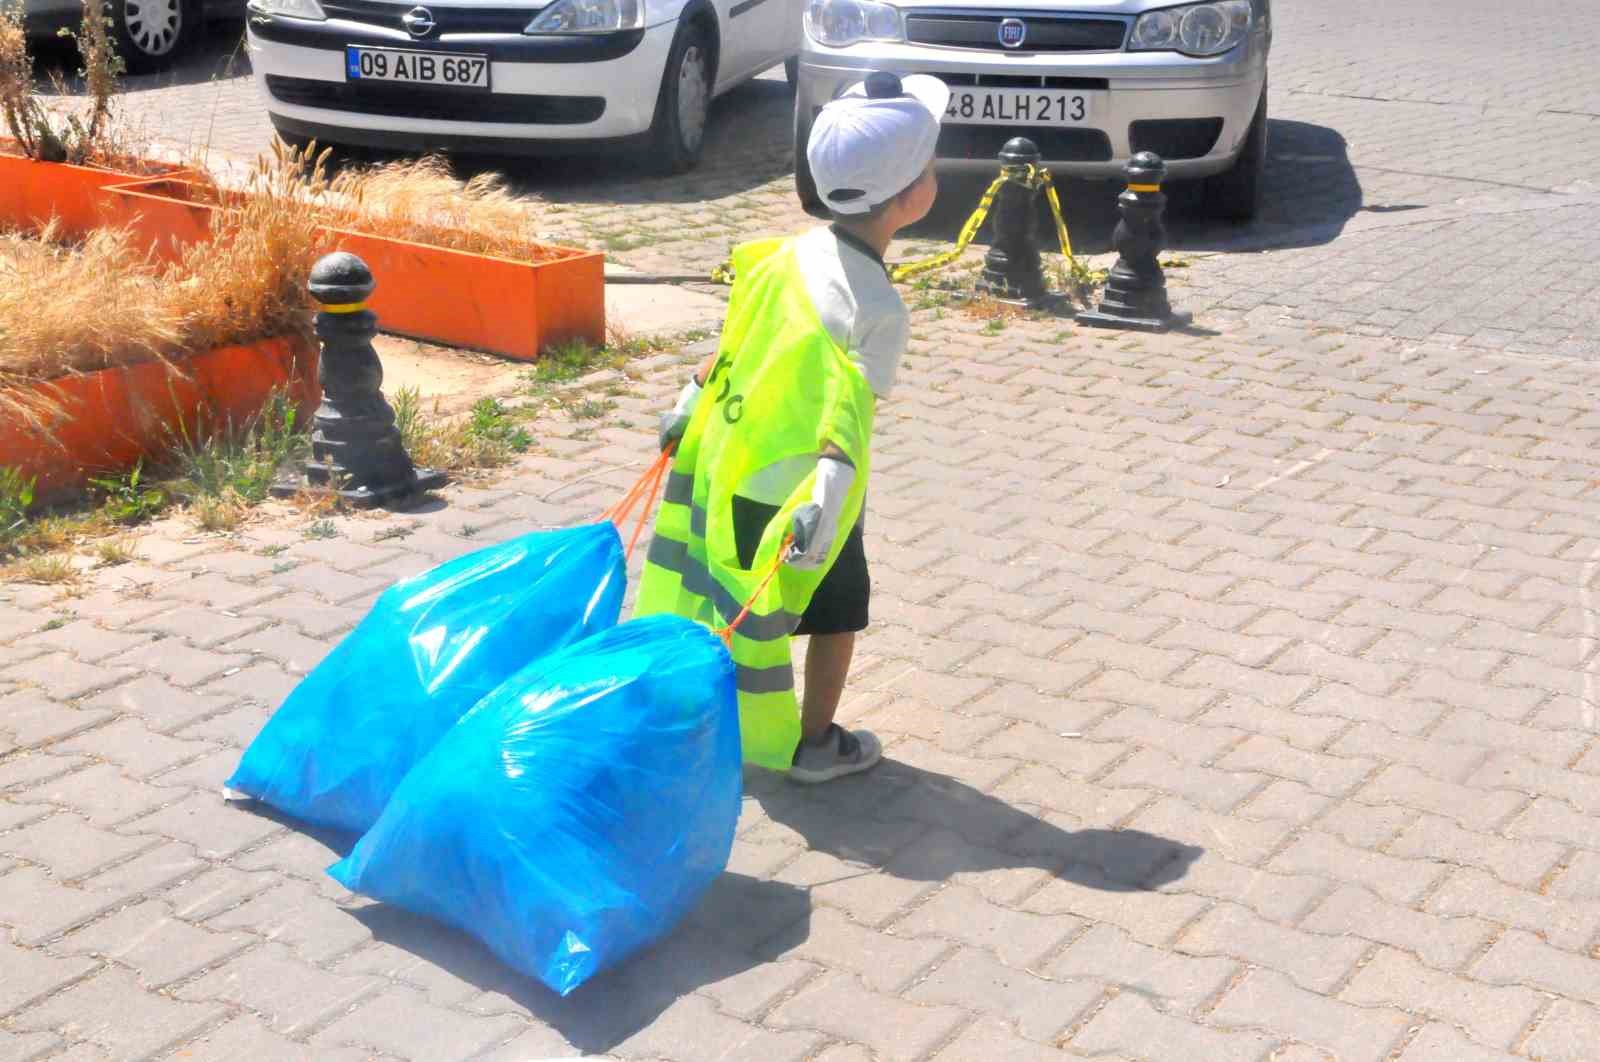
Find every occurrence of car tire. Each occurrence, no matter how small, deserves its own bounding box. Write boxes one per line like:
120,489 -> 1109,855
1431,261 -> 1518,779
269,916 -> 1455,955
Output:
1200,84 -> 1267,222
792,101 -> 825,216
646,20 -> 715,176
108,0 -> 196,74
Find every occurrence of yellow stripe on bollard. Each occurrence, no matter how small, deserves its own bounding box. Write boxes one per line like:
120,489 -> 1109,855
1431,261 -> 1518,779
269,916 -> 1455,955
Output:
1127,183 -> 1162,193
318,301 -> 368,314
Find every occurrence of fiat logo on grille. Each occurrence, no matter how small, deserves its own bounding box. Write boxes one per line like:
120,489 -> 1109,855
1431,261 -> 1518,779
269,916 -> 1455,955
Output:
401,6 -> 436,36
998,17 -> 1027,48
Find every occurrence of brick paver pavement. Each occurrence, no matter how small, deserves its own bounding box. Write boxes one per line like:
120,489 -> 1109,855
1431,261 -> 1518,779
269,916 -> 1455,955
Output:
8,305 -> 1600,1059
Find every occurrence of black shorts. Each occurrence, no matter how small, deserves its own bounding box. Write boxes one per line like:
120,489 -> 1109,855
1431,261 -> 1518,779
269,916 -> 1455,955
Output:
732,495 -> 869,636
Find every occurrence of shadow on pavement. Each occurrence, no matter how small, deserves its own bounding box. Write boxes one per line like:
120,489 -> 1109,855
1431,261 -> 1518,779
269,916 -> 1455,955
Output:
351,872 -> 812,1055
749,757 -> 1202,891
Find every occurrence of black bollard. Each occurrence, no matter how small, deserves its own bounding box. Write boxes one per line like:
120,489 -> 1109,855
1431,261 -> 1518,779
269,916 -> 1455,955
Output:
976,137 -> 1051,307
1078,152 -> 1188,333
298,252 -> 446,505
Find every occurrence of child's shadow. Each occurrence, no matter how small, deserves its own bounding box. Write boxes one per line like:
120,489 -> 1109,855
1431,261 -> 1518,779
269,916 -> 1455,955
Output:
746,756 -> 1202,892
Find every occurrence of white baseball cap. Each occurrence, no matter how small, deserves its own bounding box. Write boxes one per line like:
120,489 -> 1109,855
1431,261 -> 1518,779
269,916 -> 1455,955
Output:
807,71 -> 950,215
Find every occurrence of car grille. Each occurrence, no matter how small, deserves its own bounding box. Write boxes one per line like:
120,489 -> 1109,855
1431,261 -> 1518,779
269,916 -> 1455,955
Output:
1130,117 -> 1224,160
935,73 -> 1109,91
904,14 -> 1127,52
937,125 -> 1112,162
263,75 -> 605,124
320,0 -> 536,34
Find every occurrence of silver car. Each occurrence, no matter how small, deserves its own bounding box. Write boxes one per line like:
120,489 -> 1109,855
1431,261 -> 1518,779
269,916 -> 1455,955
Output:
794,0 -> 1271,218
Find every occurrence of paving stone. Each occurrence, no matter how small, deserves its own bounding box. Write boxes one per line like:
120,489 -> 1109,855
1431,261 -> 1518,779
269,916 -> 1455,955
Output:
1049,922 -> 1237,1014
206,879 -> 373,963
765,907 -> 948,994
766,971 -> 969,1062
1388,813 -> 1564,889
129,607 -> 272,650
58,897 -> 254,987
77,842 -> 205,898
1399,1023 -> 1522,1062
908,946 -> 1098,1041
119,792 -> 283,860
15,622 -> 155,666
1268,830 -> 1441,905
1069,992 -> 1273,1062
101,640 -> 254,691
194,660 -> 299,707
152,572 -> 279,611
10,763 -> 171,827
0,938 -> 99,1019
8,967 -> 225,1059
221,624 -> 334,675
1101,747 -> 1265,813
0,814 -> 153,881
1022,873 -> 1209,947
0,690 -> 115,750
468,1024 -> 578,1062
893,884 -> 1079,970
0,1028 -> 61,1062
175,942 -> 383,1035
1342,947 -> 1541,1050
0,752 -> 88,793
310,985 -> 524,1059
169,1014 -> 373,1062
1208,969 -> 1412,1062
1217,733 -> 1376,797
57,719 -> 219,779
1472,928 -> 1600,1004
0,654 -> 133,702
772,851 -> 938,928
930,1016 -> 1091,1061
0,867 -> 131,945
614,994 -> 826,1062
1357,764 -> 1526,830
78,674 -> 235,733
1521,1000 -> 1600,1061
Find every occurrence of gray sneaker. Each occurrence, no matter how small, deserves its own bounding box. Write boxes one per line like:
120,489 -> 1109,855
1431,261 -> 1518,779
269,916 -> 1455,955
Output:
789,725 -> 882,784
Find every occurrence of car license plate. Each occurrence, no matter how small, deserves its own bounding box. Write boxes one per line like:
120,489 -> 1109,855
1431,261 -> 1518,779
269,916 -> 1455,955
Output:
344,46 -> 490,90
944,88 -> 1100,127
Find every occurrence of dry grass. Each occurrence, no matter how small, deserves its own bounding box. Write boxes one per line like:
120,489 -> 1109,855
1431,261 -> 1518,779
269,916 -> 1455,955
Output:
2,551 -> 79,584
0,150 -> 322,418
91,536 -> 137,566
196,142 -> 569,263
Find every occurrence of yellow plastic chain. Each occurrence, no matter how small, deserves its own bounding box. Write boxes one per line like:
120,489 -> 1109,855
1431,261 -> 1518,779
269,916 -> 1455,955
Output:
706,164 -> 1080,286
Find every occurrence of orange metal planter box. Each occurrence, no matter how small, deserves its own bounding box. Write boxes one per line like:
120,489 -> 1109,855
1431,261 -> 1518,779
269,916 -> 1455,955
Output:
96,177 -> 219,263
0,337 -> 319,502
98,176 -> 604,361
0,143 -> 190,241
327,228 -> 604,362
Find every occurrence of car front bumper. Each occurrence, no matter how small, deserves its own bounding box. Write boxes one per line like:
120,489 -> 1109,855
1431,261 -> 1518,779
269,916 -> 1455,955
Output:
796,31 -> 1268,177
246,15 -> 678,149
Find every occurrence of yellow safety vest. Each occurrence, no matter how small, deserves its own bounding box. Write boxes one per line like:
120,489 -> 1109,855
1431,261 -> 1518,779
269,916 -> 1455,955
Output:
633,236 -> 876,770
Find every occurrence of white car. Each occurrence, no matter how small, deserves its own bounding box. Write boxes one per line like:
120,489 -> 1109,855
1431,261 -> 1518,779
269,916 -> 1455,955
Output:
794,0 -> 1272,218
245,0 -> 806,171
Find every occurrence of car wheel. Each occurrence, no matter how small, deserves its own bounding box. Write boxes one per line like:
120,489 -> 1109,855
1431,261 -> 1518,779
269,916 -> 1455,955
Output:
647,21 -> 714,175
1200,84 -> 1267,222
793,101 -> 824,216
108,0 -> 195,74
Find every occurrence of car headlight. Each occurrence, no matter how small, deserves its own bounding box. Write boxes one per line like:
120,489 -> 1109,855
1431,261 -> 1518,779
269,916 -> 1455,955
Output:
525,0 -> 644,34
248,0 -> 326,19
1129,1 -> 1251,57
804,0 -> 903,48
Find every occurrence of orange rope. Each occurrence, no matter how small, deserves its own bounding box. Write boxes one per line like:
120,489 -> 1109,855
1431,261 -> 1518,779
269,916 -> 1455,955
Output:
622,447 -> 671,565
714,534 -> 793,647
602,445 -> 674,529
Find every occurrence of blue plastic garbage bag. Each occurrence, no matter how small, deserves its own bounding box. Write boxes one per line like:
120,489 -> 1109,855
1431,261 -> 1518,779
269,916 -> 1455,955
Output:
227,523 -> 627,834
327,614 -> 742,996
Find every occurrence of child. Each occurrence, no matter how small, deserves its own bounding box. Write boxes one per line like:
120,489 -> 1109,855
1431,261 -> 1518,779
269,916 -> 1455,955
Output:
634,71 -> 947,784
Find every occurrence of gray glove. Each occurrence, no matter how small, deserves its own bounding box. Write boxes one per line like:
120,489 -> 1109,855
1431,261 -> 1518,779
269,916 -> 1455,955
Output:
657,377 -> 703,452
788,457 -> 856,570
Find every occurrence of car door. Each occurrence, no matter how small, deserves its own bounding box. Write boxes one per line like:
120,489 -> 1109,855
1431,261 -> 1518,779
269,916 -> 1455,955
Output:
724,0 -> 799,81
